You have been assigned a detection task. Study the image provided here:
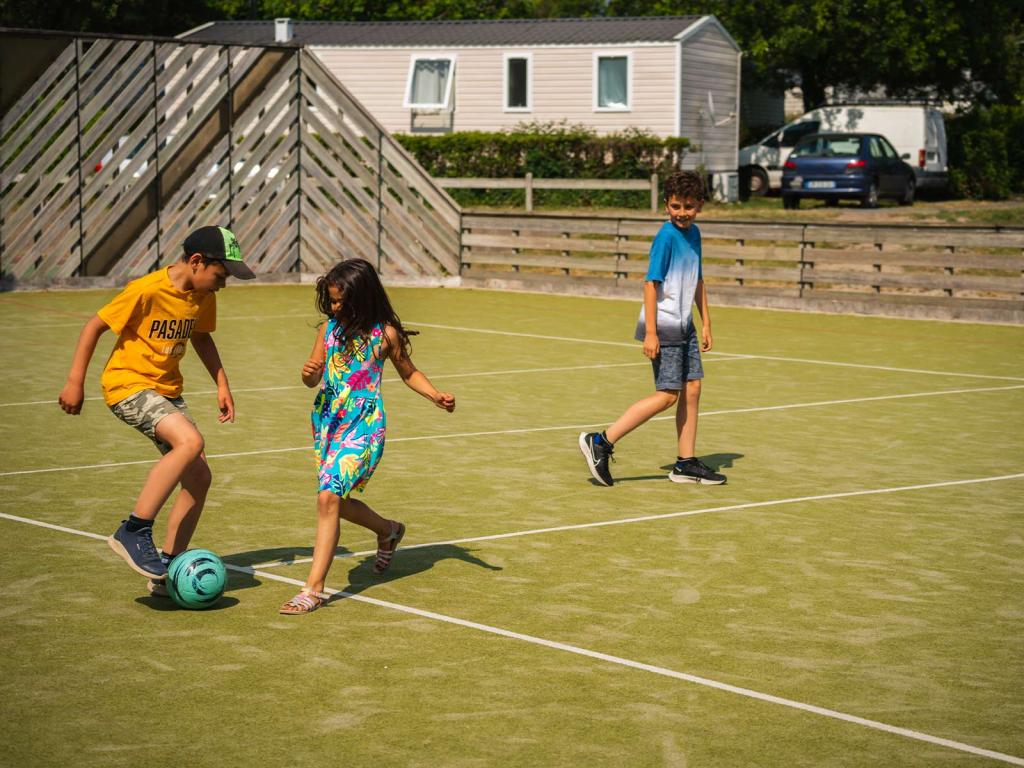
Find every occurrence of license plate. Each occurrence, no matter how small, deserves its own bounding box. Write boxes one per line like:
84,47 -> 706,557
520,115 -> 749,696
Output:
806,180 -> 835,189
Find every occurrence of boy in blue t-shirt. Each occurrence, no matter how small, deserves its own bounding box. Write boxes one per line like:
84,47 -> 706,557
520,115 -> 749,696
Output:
579,171 -> 726,486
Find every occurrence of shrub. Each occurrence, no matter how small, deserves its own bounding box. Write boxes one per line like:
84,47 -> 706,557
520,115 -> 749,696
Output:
395,121 -> 690,208
946,105 -> 1024,200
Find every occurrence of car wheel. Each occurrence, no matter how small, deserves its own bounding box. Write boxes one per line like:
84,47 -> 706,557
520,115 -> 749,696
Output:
825,198 -> 839,207
899,177 -> 916,206
746,167 -> 769,197
782,195 -> 799,210
861,180 -> 879,208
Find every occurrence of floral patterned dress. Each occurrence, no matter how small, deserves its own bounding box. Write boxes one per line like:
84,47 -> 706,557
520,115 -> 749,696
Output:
312,319 -> 386,497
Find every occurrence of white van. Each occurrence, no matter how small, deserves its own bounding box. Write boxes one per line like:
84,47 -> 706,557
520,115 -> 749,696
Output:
739,105 -> 948,195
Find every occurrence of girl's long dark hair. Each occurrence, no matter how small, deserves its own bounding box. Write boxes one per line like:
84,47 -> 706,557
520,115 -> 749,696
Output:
315,258 -> 416,356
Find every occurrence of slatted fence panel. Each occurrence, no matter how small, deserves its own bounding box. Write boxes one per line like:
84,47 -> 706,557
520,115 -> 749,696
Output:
460,213 -> 1024,320
2,33 -> 460,283
298,51 -> 461,277
800,225 -> 1024,305
1,39 -> 81,280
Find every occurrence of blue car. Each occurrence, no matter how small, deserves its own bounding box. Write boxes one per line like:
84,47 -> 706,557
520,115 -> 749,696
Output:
781,132 -> 916,209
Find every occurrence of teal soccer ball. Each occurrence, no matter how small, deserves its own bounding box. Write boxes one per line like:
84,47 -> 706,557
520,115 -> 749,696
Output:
166,549 -> 227,610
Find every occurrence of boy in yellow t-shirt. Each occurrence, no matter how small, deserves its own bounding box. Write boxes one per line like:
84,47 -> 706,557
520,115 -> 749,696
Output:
59,226 -> 255,591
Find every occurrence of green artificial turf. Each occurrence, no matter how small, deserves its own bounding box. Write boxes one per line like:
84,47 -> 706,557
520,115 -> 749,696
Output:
1,284 -> 1022,767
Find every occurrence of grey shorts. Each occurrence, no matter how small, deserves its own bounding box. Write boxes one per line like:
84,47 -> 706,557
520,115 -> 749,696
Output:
652,332 -> 704,391
109,389 -> 198,455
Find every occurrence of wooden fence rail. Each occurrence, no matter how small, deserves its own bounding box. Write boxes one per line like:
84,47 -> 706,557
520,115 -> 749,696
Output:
438,174 -> 660,212
460,213 -> 1024,323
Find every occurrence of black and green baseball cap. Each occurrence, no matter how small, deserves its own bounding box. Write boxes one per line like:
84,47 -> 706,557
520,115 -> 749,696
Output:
183,226 -> 255,280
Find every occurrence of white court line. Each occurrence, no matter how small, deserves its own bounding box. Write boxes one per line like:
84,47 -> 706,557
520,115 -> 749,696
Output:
406,321 -> 1024,382
0,362 -> 667,411
2,357 -> 754,408
254,472 -> 1024,569
0,510 -> 1021,766
9,313 -> 1022,381
725,353 -> 1024,383
3,384 -> 1021,478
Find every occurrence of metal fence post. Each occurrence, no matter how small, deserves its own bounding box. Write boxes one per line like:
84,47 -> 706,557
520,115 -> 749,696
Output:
151,41 -> 161,271
73,38 -> 85,276
294,49 -> 303,274
376,130 -> 384,272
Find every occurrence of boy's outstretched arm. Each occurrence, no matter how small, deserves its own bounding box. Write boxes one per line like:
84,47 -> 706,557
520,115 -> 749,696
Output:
384,325 -> 455,412
695,278 -> 713,352
59,315 -> 110,415
191,332 -> 235,423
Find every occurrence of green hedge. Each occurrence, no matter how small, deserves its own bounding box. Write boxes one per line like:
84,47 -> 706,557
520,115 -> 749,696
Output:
946,106 -> 1024,200
394,122 -> 690,208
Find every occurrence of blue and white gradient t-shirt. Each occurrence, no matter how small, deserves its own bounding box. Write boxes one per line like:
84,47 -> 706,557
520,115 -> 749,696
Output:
634,221 -> 703,345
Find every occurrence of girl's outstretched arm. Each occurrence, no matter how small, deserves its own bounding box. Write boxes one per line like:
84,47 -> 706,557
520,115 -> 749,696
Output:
383,324 -> 455,412
302,323 -> 328,388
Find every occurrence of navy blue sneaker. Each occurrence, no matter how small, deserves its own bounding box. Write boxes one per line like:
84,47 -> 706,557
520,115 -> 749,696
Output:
108,521 -> 167,579
579,432 -> 615,486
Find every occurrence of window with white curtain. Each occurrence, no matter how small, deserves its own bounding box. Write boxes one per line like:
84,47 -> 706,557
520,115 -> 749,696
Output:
404,56 -> 456,109
594,53 -> 630,110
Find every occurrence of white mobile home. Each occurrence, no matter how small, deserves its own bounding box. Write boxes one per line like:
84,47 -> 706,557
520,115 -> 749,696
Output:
183,16 -> 742,175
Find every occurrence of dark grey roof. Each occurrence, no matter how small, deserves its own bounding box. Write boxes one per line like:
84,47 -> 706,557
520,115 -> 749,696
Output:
181,16 -> 706,47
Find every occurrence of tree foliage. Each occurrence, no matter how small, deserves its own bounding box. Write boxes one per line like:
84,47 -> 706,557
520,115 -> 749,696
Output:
2,0 -> 1019,106
602,0 -> 1021,110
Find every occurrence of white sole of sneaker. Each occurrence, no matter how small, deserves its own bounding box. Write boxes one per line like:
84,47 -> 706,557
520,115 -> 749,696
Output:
578,432 -> 612,487
668,472 -> 726,485
107,536 -> 167,580
147,580 -> 170,597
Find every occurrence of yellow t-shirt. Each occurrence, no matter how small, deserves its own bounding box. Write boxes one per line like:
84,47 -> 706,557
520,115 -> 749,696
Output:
97,267 -> 216,406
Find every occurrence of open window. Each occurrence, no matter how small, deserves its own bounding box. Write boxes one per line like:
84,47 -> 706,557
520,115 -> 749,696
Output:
504,53 -> 531,111
594,52 -> 631,111
404,55 -> 456,109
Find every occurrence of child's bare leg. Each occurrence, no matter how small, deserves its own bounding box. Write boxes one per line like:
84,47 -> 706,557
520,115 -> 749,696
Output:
338,497 -> 393,538
676,379 -> 702,458
304,491 -> 343,593
606,390 -> 679,444
134,414 -> 205,520
161,455 -> 212,556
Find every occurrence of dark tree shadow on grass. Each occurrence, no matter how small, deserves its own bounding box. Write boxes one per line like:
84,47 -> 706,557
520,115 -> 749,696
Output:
588,451 -> 744,484
224,546 -> 327,568
658,452 -> 744,472
135,594 -> 242,611
322,544 -> 502,608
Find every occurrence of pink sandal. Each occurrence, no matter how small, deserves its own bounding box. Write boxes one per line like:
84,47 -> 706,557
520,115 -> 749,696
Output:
374,522 -> 406,574
279,588 -> 325,615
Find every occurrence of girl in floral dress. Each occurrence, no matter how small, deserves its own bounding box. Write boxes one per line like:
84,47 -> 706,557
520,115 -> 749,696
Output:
280,259 -> 456,615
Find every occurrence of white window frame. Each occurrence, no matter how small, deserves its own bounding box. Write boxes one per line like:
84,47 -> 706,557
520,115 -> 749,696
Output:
592,51 -> 632,112
503,52 -> 532,112
403,54 -> 457,109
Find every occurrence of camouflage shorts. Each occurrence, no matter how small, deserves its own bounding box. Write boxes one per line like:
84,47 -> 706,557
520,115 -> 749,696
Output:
109,389 -> 197,455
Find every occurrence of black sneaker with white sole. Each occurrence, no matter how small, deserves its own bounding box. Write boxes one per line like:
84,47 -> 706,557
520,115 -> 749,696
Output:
578,432 -> 615,486
669,458 -> 726,485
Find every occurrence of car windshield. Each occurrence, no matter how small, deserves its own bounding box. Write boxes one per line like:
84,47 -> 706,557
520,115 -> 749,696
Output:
791,136 -> 862,158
